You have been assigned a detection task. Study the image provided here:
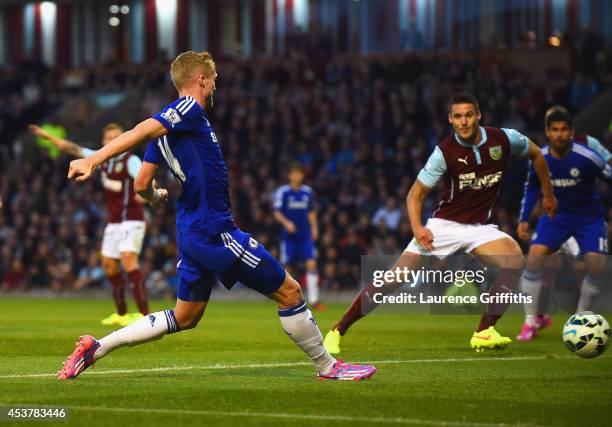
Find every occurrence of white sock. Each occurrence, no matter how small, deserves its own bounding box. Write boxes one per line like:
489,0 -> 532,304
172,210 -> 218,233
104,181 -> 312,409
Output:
577,275 -> 601,312
306,271 -> 319,305
521,270 -> 541,326
93,310 -> 179,361
278,301 -> 336,374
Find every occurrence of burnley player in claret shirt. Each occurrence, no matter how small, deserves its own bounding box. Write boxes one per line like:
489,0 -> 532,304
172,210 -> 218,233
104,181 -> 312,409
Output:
324,92 -> 557,354
29,123 -> 150,327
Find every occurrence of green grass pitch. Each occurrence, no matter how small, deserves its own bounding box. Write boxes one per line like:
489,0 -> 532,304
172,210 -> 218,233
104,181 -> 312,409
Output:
0,298 -> 610,426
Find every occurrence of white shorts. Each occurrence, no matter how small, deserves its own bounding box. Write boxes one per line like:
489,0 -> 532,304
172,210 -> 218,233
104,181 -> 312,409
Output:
101,221 -> 146,259
558,237 -> 580,256
404,218 -> 512,259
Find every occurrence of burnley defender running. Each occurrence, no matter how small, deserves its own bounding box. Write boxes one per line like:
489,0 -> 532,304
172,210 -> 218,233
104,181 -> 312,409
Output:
29,123 -> 149,326
58,51 -> 375,381
324,92 -> 556,354
517,108 -> 611,340
274,164 -> 323,310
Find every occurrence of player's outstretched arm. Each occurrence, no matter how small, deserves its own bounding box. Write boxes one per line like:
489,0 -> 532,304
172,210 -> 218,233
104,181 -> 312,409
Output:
28,124 -> 85,158
68,118 -> 167,182
526,140 -> 557,218
134,161 -> 168,208
407,180 -> 434,251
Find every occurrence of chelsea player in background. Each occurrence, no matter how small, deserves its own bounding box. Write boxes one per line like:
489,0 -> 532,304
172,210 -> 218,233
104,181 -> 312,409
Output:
58,51 -> 376,381
517,108 -> 611,341
274,163 -> 324,311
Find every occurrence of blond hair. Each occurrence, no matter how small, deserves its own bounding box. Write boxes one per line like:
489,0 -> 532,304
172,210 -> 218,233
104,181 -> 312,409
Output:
103,122 -> 124,133
170,51 -> 216,90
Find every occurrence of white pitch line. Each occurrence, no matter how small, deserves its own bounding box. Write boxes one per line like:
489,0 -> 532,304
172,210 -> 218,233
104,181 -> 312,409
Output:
0,355 -> 567,380
68,405 -> 540,427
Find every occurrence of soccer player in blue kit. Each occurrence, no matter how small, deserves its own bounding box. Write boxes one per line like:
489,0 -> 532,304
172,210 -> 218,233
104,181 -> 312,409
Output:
57,51 -> 376,381
274,164 -> 324,310
517,108 -> 611,340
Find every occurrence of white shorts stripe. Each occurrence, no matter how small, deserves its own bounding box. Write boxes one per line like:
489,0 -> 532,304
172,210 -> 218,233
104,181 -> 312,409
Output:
221,233 -> 258,268
223,232 -> 262,263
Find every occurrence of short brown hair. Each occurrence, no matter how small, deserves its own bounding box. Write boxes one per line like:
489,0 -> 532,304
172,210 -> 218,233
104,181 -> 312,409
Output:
170,51 -> 216,90
448,92 -> 480,112
103,122 -> 124,133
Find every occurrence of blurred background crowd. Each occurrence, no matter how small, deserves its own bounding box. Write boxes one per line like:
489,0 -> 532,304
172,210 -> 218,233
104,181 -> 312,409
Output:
1,35 -> 611,295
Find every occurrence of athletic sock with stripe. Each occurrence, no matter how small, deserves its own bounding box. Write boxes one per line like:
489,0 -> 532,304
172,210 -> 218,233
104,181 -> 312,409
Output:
93,309 -> 179,361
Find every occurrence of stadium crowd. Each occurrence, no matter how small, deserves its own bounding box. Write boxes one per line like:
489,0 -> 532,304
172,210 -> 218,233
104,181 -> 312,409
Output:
1,47 -> 610,294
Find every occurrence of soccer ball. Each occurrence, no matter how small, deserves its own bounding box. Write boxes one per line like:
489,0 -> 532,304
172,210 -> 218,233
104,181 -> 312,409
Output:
562,312 -> 610,358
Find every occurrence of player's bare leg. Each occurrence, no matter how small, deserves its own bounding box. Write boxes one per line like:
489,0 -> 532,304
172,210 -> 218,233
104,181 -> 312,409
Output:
101,256 -> 129,326
470,237 -> 525,350
324,251 -> 425,354
577,252 -> 607,312
121,251 -> 150,319
58,299 -> 199,380
269,273 -> 376,380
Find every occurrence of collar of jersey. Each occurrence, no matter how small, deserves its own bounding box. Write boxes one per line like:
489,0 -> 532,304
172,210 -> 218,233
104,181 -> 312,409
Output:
454,126 -> 487,148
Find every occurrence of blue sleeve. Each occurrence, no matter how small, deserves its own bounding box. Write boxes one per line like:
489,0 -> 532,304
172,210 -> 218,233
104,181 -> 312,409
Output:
518,162 -> 541,222
417,146 -> 447,188
127,155 -> 142,179
587,135 -> 612,162
502,128 -> 530,157
81,147 -> 96,158
152,96 -> 202,133
143,140 -> 163,165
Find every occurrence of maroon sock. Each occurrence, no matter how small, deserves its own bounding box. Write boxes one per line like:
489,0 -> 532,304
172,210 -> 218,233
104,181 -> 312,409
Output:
127,269 -> 149,315
337,282 -> 386,336
108,273 -> 127,316
476,268 -> 523,332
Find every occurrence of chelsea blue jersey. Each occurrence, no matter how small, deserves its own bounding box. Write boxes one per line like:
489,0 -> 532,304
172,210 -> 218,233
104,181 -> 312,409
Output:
520,142 -> 611,221
273,185 -> 314,239
144,96 -> 235,235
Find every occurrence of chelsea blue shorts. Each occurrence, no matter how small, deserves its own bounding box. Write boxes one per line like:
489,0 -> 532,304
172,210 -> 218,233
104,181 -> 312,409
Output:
280,236 -> 316,265
176,228 -> 286,302
531,214 -> 608,255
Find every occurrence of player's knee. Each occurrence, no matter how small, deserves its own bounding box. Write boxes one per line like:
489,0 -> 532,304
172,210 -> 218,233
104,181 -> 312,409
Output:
174,309 -> 205,330
103,258 -> 120,277
120,253 -> 139,272
525,256 -> 542,272
173,300 -> 207,330
305,259 -> 317,272
586,256 -> 606,277
500,255 -> 526,271
277,276 -> 303,308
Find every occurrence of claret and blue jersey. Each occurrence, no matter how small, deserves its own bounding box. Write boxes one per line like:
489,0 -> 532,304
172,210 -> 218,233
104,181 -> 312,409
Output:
519,139 -> 611,254
144,96 -> 285,300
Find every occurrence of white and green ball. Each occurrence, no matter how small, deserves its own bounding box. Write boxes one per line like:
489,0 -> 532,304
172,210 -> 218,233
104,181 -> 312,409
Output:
562,312 -> 610,358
